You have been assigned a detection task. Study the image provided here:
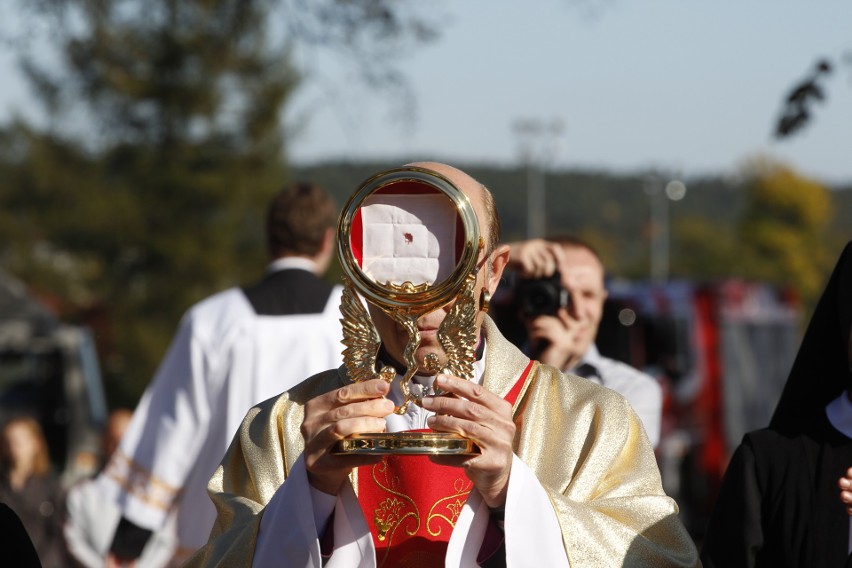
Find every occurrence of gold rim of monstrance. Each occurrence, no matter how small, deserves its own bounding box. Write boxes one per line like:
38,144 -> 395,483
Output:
337,166 -> 482,314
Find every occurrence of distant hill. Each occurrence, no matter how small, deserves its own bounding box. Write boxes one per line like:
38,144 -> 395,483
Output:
292,160 -> 852,280
294,160 -> 740,231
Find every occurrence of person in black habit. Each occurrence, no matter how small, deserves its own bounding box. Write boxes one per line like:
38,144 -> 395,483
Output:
701,240 -> 852,567
1,502 -> 42,568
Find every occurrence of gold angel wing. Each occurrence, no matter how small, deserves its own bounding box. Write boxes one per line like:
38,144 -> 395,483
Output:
339,278 -> 382,384
437,273 -> 478,380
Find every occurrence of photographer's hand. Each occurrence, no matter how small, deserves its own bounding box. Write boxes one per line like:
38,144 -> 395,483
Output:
526,308 -> 585,371
507,239 -> 565,278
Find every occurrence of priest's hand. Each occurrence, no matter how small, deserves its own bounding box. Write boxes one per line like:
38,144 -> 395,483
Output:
839,466 -> 852,515
421,374 -> 515,509
301,378 -> 395,495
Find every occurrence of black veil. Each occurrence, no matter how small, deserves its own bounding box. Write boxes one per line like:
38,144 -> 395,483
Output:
769,241 -> 852,436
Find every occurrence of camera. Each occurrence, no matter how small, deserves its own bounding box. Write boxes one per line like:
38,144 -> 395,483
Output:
514,272 -> 571,318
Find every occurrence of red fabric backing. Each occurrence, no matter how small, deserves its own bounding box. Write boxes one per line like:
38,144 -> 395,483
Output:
355,359 -> 534,565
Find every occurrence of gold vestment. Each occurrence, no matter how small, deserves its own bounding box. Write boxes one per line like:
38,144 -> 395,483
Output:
187,317 -> 699,567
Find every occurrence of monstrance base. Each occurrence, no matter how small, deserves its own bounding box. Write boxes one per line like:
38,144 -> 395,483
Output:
332,432 -> 479,455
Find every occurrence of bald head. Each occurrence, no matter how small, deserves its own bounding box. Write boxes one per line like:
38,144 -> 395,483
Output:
406,162 -> 501,254
363,162 -> 511,372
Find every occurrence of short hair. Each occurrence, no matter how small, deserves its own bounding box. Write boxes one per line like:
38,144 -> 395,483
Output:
547,235 -> 607,280
267,183 -> 337,258
0,417 -> 51,477
546,234 -> 602,262
480,183 -> 501,254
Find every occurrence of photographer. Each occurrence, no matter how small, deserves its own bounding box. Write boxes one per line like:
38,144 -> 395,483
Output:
506,236 -> 662,448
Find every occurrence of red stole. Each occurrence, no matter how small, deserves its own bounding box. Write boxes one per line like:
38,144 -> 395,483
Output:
356,360 -> 535,567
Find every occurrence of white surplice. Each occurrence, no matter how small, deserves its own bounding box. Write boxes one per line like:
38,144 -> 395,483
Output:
97,259 -> 343,553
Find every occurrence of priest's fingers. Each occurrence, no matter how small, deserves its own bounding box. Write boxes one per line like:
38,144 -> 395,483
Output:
301,381 -> 393,495
422,375 -> 515,508
302,395 -> 393,441
306,415 -> 388,454
307,379 -> 390,413
304,453 -> 383,495
428,374 -> 512,414
423,377 -> 513,441
425,408 -> 514,509
425,412 -> 512,452
302,410 -> 391,495
421,375 -> 514,444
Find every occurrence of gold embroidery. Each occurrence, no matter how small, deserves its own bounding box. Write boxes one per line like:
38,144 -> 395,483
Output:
426,477 -> 473,536
361,456 -> 475,567
374,497 -> 406,541
367,457 -> 421,567
102,449 -> 180,511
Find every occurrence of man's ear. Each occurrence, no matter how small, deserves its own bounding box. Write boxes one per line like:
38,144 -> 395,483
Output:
488,244 -> 512,295
321,227 -> 336,254
314,227 -> 337,274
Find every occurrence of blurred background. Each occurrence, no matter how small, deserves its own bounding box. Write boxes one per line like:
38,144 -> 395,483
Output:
0,0 -> 850,545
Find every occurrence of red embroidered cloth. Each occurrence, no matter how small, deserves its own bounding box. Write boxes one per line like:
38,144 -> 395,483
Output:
355,359 -> 535,567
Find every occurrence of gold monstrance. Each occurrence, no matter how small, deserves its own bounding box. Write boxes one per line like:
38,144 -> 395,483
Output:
333,166 -> 483,455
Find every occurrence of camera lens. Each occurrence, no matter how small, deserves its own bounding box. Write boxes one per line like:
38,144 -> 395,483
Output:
515,272 -> 569,318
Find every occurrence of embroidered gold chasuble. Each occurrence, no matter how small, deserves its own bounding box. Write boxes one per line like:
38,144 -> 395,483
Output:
187,317 -> 699,567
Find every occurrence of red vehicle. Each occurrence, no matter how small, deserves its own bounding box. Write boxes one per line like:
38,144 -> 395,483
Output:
492,275 -> 801,540
598,279 -> 802,540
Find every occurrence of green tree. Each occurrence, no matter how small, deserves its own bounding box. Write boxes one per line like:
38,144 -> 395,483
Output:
0,0 -> 436,405
734,157 -> 834,304
670,216 -> 740,280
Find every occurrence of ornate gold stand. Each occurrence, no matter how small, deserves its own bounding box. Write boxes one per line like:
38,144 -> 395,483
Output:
334,166 -> 485,457
332,432 -> 479,455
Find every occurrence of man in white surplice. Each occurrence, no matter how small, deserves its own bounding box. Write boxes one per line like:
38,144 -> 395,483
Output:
97,183 -> 344,565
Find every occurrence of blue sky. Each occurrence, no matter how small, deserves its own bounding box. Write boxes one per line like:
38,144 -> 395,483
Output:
284,1 -> 852,185
3,1 -> 852,184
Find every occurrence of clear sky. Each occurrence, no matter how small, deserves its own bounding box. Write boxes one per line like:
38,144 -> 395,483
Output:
284,1 -> 852,185
2,1 -> 851,185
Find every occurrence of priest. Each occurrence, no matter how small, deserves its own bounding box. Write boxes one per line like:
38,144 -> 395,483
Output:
187,162 -> 699,567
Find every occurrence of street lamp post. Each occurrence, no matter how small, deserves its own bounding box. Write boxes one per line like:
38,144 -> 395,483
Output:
645,177 -> 687,282
513,118 -> 564,239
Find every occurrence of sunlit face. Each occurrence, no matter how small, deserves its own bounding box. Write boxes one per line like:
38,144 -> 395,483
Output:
557,245 -> 608,356
368,162 -> 508,373
3,422 -> 41,469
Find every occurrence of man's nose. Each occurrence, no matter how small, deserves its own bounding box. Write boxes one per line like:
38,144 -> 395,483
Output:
567,295 -> 582,316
